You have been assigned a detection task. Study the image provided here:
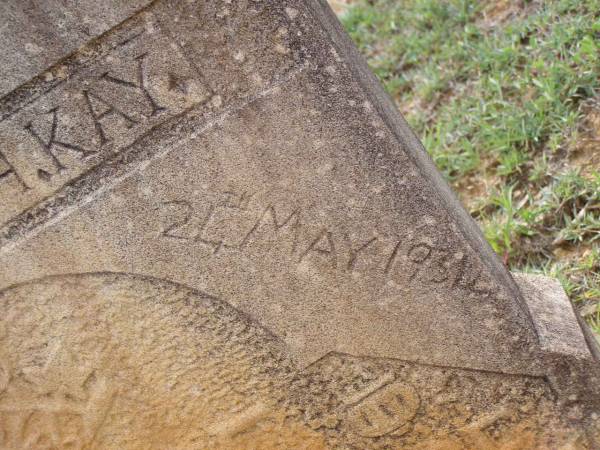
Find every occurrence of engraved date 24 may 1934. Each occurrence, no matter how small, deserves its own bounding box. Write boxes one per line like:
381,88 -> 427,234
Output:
155,189 -> 499,301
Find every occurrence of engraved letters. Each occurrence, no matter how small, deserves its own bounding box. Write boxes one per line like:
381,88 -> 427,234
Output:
0,150 -> 28,191
83,90 -> 138,146
161,200 -> 194,240
299,230 -> 337,268
241,205 -> 301,252
345,380 -> 420,438
156,189 -> 496,299
0,28 -> 210,225
346,236 -> 377,271
24,107 -> 96,176
101,53 -> 166,118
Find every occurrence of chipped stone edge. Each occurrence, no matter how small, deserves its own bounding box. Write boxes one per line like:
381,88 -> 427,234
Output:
513,272 -> 600,417
512,272 -> 599,362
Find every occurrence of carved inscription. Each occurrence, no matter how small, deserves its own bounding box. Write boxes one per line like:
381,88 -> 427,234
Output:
293,353 -> 571,449
0,351 -> 115,449
0,273 -> 329,449
0,151 -> 28,191
156,189 -> 498,300
24,106 -> 98,176
0,0 -> 304,235
0,24 -> 211,225
345,380 -> 420,438
0,275 -> 582,448
101,53 -> 167,118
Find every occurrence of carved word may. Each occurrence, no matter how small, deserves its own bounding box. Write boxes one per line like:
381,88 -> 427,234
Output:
156,190 -> 498,300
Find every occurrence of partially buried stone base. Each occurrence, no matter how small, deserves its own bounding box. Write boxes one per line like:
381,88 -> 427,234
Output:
0,272 -> 597,449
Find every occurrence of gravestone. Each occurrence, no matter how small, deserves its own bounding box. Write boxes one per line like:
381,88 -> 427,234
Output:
0,0 -> 598,448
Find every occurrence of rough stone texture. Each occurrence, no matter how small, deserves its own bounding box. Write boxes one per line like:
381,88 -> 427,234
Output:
0,0 -> 540,374
0,0 -> 598,448
0,273 -> 594,449
0,0 -> 152,96
515,273 -> 590,358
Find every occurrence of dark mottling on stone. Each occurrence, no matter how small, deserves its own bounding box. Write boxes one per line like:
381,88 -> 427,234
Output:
0,0 -> 598,447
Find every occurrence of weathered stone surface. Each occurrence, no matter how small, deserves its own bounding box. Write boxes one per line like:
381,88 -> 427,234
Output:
0,0 -> 598,448
0,273 -> 597,448
0,0 -> 152,96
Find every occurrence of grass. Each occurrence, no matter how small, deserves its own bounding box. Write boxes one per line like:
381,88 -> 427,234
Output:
338,0 -> 600,334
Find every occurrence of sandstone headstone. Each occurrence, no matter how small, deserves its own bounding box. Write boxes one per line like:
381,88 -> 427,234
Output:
0,1 -> 598,448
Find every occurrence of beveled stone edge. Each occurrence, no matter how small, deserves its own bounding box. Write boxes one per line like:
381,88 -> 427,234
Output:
513,272 -> 600,418
0,1 -> 159,122
513,272 -> 599,362
303,0 -> 539,337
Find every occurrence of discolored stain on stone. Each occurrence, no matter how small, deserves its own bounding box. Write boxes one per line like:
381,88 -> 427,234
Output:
0,0 -> 598,448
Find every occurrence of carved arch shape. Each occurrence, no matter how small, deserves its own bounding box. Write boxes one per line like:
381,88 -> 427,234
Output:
0,272 -> 326,449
